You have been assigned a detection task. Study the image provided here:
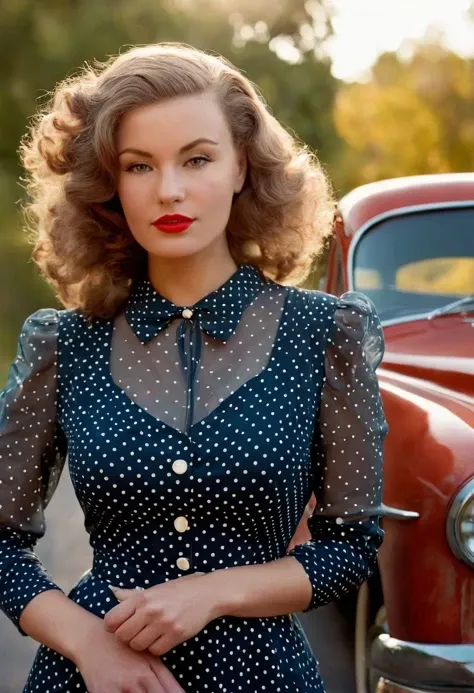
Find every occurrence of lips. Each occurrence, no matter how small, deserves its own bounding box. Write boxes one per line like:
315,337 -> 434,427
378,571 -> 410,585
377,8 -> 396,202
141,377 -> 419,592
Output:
152,214 -> 194,234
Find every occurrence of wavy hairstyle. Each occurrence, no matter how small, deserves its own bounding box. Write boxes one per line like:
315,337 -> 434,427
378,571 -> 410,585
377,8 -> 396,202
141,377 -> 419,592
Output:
20,43 -> 335,319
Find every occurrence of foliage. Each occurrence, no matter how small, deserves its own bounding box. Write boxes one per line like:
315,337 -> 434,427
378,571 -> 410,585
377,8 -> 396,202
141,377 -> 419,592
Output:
0,0 -> 472,376
333,43 -> 474,189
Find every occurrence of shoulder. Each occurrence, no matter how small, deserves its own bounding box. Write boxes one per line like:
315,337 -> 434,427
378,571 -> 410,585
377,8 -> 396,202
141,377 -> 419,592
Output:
331,291 -> 385,369
12,308 -> 61,374
19,307 -> 94,362
288,287 -> 384,361
21,307 -> 60,331
332,291 -> 383,345
335,291 -> 380,322
19,307 -> 61,352
289,285 -> 338,318
21,307 -> 90,332
290,286 -> 380,325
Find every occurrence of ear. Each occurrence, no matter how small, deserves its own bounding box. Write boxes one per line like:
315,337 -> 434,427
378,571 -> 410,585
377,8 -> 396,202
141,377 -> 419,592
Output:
234,149 -> 248,194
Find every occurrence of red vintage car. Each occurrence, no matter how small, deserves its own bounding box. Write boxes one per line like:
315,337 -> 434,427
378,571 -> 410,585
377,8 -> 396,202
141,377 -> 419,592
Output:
321,172 -> 474,693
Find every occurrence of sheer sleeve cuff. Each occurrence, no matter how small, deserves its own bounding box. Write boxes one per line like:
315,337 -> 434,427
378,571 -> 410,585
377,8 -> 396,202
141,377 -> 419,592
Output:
0,528 -> 64,635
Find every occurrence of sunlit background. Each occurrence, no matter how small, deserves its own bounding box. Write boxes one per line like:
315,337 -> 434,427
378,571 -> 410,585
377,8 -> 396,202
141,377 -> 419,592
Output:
0,2 -> 473,690
328,0 -> 474,81
1,0 -> 473,365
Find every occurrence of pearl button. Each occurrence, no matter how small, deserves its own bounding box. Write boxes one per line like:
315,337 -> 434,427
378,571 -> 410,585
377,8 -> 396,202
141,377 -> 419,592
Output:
172,459 -> 187,474
176,557 -> 190,571
174,516 -> 189,533
182,308 -> 193,319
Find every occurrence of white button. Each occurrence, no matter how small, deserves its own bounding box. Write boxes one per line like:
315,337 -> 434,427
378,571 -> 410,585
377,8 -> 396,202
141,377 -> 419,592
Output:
172,459 -> 187,475
182,308 -> 193,319
174,516 -> 189,533
176,557 -> 190,571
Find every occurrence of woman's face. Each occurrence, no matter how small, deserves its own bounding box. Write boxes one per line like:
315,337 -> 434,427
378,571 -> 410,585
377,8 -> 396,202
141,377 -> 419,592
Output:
115,90 -> 246,260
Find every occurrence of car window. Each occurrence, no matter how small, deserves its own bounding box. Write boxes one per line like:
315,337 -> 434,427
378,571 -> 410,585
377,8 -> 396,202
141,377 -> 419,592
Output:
396,257 -> 474,294
351,206 -> 474,321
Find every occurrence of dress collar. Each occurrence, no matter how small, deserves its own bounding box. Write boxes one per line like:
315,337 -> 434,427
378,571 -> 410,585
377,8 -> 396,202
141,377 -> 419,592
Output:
125,263 -> 269,345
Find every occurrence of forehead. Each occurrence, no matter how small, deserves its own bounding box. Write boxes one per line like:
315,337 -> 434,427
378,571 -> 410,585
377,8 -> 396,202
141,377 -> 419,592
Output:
116,92 -> 230,149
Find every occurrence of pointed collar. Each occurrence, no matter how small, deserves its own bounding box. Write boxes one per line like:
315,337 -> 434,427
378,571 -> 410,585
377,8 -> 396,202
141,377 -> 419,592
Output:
124,263 -> 269,345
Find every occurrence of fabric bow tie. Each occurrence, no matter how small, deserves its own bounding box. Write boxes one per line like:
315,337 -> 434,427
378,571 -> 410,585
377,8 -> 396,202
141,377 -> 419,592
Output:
124,264 -> 267,346
126,303 -> 242,345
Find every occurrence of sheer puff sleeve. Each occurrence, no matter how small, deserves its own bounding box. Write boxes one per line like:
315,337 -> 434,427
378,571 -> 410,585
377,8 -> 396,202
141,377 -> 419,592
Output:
0,309 -> 67,634
287,291 -> 388,612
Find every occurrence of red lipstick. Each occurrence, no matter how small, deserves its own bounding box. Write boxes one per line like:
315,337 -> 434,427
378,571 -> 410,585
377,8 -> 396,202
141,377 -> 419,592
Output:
152,214 -> 194,233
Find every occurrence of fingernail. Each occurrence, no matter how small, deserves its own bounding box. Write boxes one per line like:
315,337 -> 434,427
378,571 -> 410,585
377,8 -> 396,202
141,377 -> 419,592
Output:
108,585 -> 119,593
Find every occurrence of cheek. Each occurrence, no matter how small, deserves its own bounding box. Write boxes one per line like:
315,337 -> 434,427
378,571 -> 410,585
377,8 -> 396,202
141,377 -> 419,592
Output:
193,167 -> 235,206
116,175 -> 154,215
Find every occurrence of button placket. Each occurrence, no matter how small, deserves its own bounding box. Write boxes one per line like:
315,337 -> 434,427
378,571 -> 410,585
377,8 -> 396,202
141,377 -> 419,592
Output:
174,307 -> 199,572
172,456 -> 192,571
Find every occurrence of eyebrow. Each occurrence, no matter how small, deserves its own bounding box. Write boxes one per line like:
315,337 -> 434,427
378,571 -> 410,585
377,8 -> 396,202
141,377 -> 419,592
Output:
118,138 -> 219,158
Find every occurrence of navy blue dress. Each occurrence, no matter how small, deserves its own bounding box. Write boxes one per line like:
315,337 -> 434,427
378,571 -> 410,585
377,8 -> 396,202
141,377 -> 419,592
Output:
0,263 -> 387,692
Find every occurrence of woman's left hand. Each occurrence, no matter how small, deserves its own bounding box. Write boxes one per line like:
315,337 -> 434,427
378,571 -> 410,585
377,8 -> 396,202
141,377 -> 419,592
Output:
103,572 -> 221,656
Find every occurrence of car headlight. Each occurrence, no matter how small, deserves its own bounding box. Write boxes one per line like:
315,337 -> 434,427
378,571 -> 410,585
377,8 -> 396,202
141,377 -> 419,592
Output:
446,479 -> 474,568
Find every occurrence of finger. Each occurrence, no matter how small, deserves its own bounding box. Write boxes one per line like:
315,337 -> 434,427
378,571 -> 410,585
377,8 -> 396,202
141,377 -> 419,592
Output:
129,624 -> 163,652
103,599 -> 137,632
110,586 -> 141,601
150,658 -> 186,693
114,609 -> 147,644
148,633 -> 177,658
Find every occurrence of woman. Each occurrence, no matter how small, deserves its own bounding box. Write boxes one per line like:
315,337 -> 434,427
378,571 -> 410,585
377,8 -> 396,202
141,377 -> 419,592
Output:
0,43 -> 388,693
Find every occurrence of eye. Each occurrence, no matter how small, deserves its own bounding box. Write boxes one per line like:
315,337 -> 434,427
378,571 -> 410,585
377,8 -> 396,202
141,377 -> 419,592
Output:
125,163 -> 151,174
187,156 -> 210,169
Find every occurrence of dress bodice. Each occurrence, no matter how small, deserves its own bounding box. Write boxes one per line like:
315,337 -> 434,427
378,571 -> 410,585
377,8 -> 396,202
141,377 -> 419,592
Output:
0,264 -> 388,692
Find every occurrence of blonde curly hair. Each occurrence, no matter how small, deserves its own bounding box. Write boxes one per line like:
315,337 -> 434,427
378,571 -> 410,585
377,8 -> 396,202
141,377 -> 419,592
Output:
20,43 -> 335,320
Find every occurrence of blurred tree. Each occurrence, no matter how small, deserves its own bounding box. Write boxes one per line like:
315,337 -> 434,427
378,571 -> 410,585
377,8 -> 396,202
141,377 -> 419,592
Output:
333,42 -> 474,189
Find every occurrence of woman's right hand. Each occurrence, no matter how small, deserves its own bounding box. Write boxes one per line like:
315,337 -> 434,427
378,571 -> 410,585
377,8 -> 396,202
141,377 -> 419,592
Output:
73,619 -> 185,693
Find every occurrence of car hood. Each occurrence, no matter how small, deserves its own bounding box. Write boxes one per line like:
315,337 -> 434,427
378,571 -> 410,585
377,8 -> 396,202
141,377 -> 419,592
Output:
382,313 -> 474,400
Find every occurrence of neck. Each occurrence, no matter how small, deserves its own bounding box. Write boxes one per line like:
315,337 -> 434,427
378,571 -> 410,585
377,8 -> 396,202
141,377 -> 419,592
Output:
146,242 -> 240,308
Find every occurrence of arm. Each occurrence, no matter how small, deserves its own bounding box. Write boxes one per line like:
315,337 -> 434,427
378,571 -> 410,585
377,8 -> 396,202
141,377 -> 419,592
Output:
209,291 -> 388,617
0,309 -> 68,634
0,311 -> 110,654
0,309 -> 119,662
0,310 -> 118,659
0,311 -> 101,653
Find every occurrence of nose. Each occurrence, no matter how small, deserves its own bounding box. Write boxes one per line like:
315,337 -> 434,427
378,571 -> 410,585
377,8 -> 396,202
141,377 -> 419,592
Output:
156,167 -> 185,204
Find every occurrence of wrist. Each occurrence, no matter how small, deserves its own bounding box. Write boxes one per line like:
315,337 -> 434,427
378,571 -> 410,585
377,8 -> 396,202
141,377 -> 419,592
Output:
67,614 -> 104,666
205,568 -> 245,619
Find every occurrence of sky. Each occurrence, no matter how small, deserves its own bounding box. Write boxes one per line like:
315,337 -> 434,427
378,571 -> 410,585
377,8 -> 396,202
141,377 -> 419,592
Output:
324,0 -> 474,81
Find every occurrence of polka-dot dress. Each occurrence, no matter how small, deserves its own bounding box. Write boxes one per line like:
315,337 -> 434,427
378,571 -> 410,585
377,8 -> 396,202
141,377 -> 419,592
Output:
0,263 -> 388,692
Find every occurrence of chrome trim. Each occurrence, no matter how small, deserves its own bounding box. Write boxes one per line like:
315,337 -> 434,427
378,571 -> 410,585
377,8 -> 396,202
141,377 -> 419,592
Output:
371,633 -> 474,691
426,295 -> 474,320
378,312 -> 444,329
446,478 -> 474,568
346,200 -> 474,329
378,504 -> 420,520
375,679 -> 438,693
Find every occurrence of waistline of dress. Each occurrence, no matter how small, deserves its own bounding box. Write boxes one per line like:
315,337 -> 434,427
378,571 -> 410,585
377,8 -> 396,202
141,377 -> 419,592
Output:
90,553 -> 206,588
